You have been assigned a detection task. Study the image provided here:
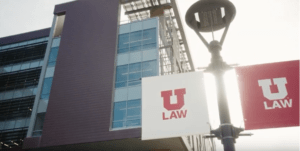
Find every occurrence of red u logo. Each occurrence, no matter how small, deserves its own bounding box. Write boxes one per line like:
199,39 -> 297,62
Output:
161,88 -> 186,111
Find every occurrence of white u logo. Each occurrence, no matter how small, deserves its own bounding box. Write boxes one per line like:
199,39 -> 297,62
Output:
258,77 -> 288,100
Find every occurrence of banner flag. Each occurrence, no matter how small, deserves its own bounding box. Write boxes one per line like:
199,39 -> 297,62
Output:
142,72 -> 210,140
235,60 -> 299,130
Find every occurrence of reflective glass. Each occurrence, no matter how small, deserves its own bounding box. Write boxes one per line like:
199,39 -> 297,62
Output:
0,92 -> 4,100
116,65 -> 128,82
49,47 -> 59,63
0,121 -> 4,130
3,66 -> 12,72
130,46 -> 141,52
127,99 -> 141,108
118,34 -> 129,49
23,87 -> 33,97
45,67 -> 55,78
129,63 -> 141,72
128,80 -> 141,86
30,60 -> 40,68
142,60 -> 157,71
126,119 -> 141,127
0,67 -> 3,73
118,48 -> 129,54
142,60 -> 157,77
112,121 -> 125,128
39,60 -> 44,66
4,91 -> 14,100
41,77 -> 53,95
115,81 -> 127,88
40,94 -> 49,99
129,72 -> 141,81
12,64 -> 21,71
127,107 -> 141,117
21,62 -> 30,70
4,120 -> 15,129
130,31 -> 142,42
13,89 -> 23,98
15,118 -> 27,128
113,102 -> 126,121
33,87 -> 38,95
130,41 -> 142,47
143,43 -> 156,50
143,28 -> 156,44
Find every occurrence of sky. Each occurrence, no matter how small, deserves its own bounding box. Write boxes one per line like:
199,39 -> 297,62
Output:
0,0 -> 299,151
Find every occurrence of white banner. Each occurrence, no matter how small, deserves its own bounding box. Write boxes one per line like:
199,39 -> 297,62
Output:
142,72 -> 210,140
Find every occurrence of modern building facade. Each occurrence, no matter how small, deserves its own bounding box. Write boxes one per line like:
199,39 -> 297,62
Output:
0,0 -> 215,150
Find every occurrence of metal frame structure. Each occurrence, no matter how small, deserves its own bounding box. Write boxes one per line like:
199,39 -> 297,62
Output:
120,0 -> 195,76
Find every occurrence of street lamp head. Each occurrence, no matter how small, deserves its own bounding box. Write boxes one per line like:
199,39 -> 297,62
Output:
185,0 -> 236,49
185,0 -> 236,32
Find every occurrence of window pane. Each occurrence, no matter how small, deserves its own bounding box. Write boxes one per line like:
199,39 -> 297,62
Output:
128,80 -> 141,86
34,113 -> 46,131
21,62 -> 30,70
113,102 -> 126,121
45,66 -> 55,78
41,94 -> 49,99
30,60 -> 40,68
143,43 -> 156,50
130,31 -> 142,42
0,92 -> 4,100
22,88 -> 32,97
0,121 -> 4,130
127,107 -> 141,117
143,28 -> 156,44
130,45 -> 141,52
3,66 -> 12,72
116,65 -> 128,82
129,63 -> 141,72
112,121 -> 125,128
118,34 -> 129,49
33,87 -> 38,95
127,99 -> 141,108
118,48 -> 129,54
4,91 -> 14,99
115,81 -> 127,88
126,119 -> 141,127
39,60 -> 44,66
41,77 -> 53,95
49,47 -> 59,63
12,64 -> 21,71
142,60 -> 157,71
4,120 -> 15,129
130,41 -> 141,47
142,60 -> 157,77
15,118 -> 27,128
114,101 -> 126,110
13,89 -> 23,98
129,72 -> 141,81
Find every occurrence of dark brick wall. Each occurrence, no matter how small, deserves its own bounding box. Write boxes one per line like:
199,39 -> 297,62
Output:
39,0 -> 140,148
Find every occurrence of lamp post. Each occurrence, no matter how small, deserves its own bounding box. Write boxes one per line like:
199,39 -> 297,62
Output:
185,0 -> 244,151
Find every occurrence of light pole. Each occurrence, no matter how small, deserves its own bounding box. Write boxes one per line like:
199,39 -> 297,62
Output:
185,0 -> 245,151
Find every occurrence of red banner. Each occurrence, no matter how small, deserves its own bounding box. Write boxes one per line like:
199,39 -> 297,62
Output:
235,60 -> 299,130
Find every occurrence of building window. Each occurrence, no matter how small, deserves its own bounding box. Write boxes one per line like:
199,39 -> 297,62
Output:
117,28 -> 157,54
112,99 -> 141,129
113,21 -> 158,130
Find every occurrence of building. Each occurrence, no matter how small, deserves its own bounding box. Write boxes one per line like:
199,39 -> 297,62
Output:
0,0 -> 214,150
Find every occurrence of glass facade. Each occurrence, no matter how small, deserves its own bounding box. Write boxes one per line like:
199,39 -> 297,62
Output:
32,37 -> 61,137
112,18 -> 159,129
0,37 -> 48,149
